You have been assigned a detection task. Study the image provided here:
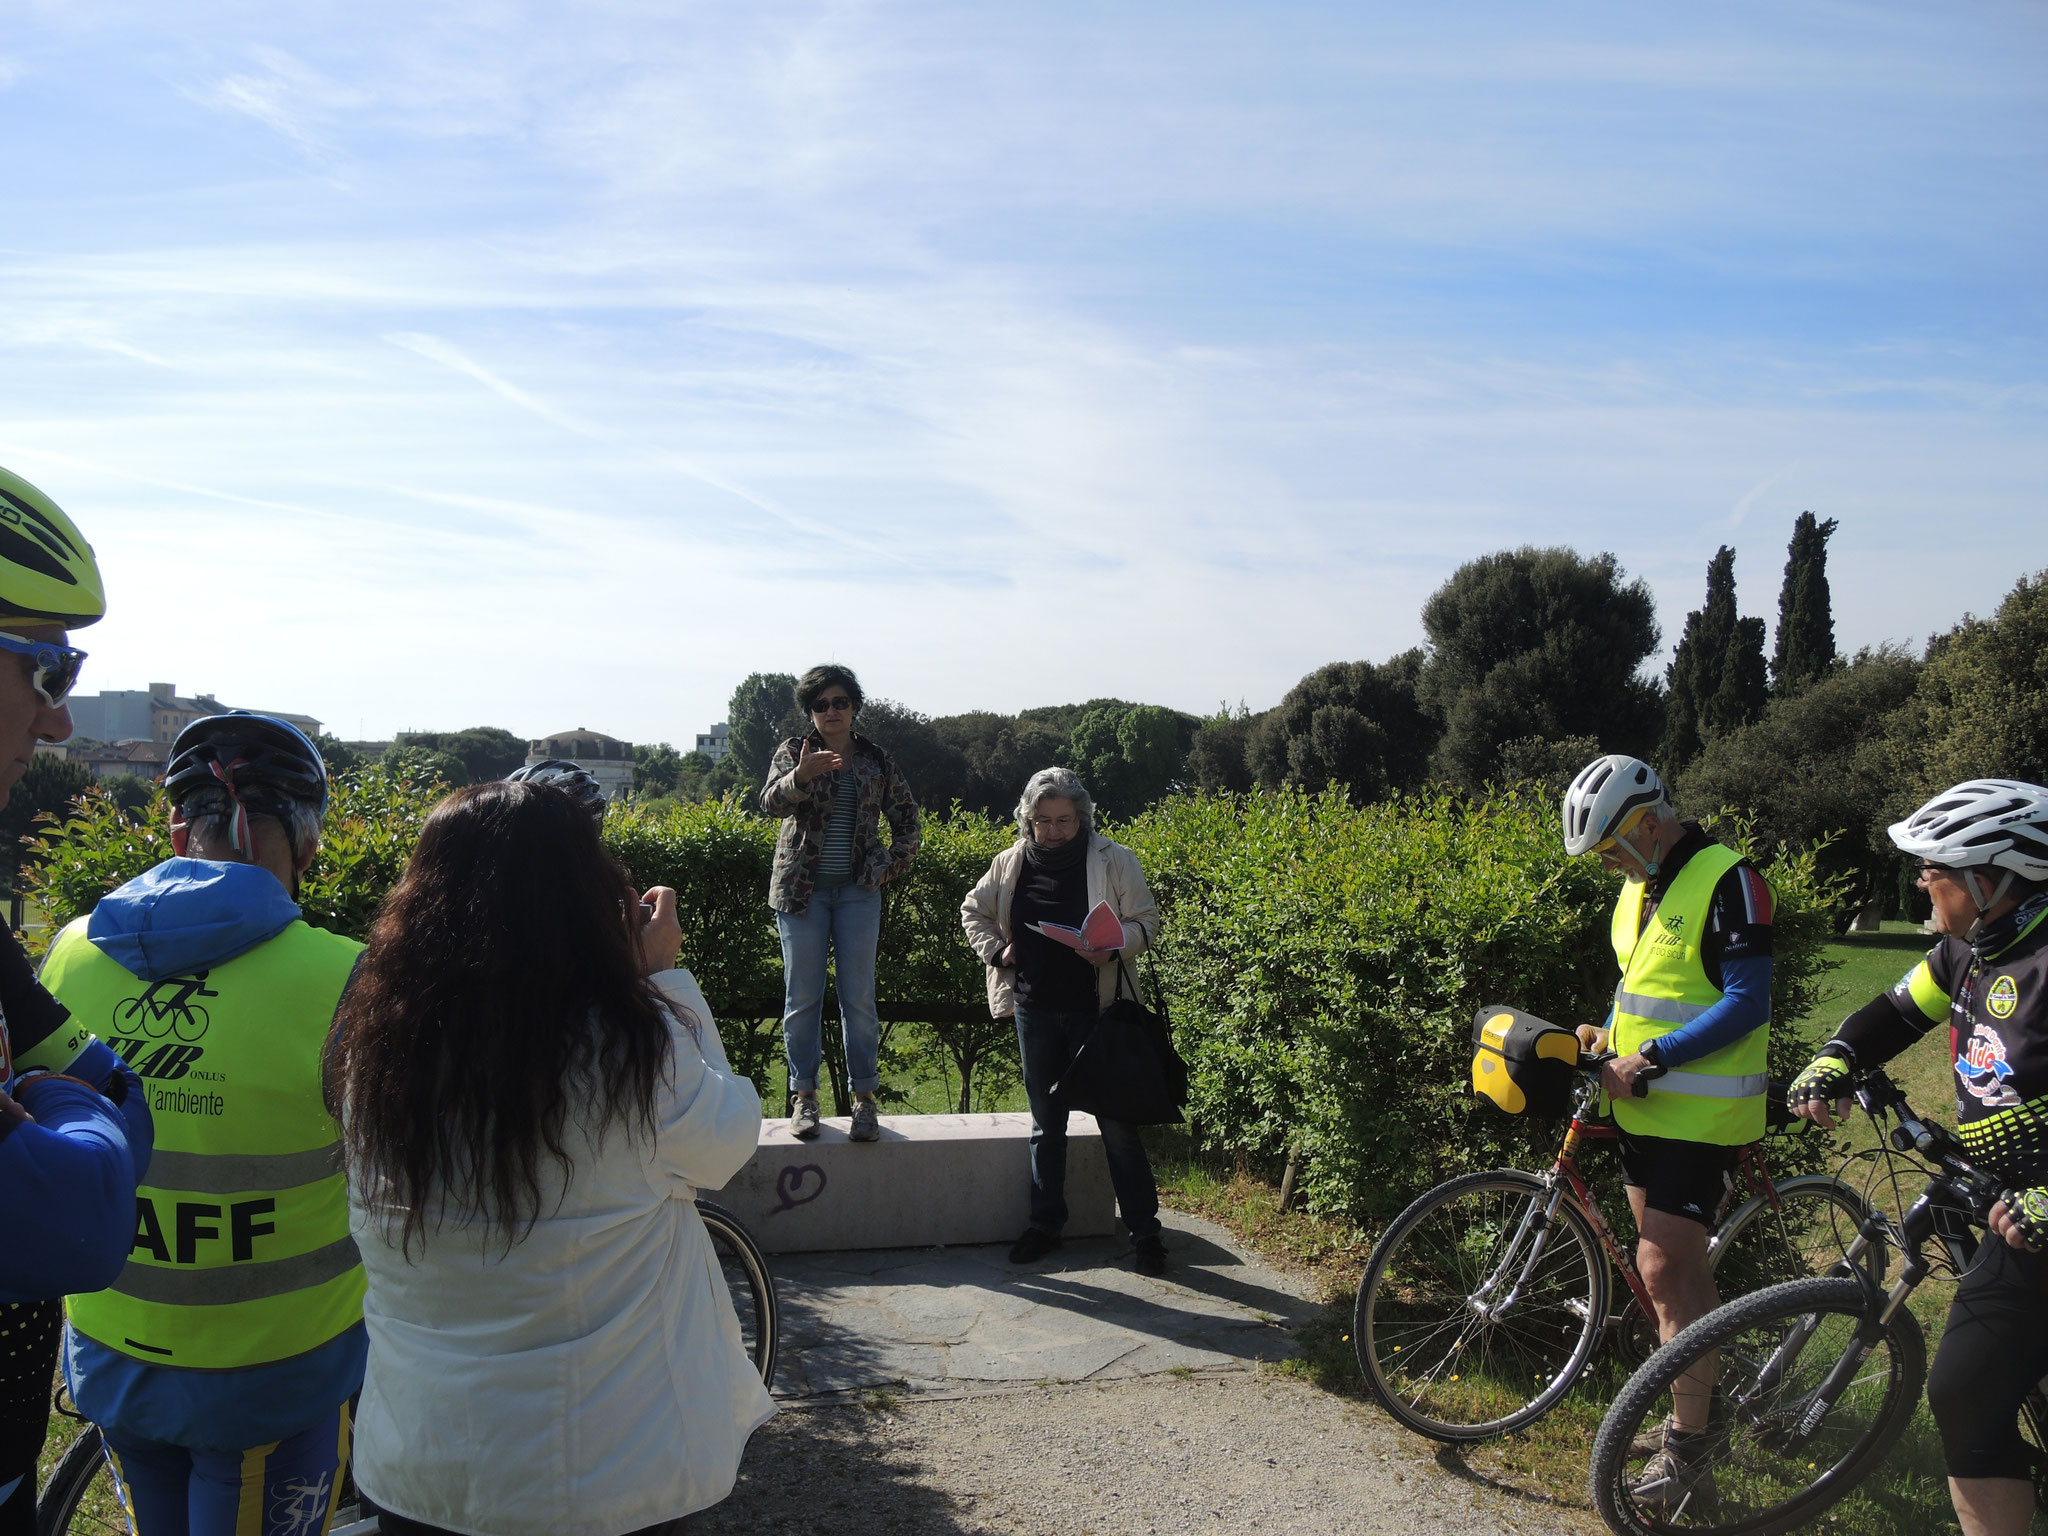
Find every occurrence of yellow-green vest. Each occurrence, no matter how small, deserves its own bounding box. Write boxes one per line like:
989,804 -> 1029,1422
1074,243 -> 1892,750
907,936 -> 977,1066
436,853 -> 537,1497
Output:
1609,843 -> 1769,1146
40,916 -> 366,1370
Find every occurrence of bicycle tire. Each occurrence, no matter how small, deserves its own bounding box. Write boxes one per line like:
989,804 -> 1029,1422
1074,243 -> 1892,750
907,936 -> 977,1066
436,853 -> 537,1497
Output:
1355,1168 -> 1608,1441
1590,1275 -> 1925,1536
2021,1387 -> 2048,1514
1709,1175 -> 1876,1295
697,1198 -> 779,1388
36,1424 -> 122,1536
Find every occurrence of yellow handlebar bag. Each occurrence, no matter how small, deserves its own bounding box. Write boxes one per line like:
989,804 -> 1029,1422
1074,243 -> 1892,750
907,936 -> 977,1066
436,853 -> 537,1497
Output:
1471,1004 -> 1580,1117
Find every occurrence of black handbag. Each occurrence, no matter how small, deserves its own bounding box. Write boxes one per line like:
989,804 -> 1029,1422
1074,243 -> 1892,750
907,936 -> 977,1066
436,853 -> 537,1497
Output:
1051,955 -> 1188,1126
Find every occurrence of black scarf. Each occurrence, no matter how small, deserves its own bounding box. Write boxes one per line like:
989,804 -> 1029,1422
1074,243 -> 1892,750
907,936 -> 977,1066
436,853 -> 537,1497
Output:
1022,828 -> 1091,873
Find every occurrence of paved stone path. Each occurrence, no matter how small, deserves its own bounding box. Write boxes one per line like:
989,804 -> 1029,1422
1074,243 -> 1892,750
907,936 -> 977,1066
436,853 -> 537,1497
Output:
767,1209 -> 1314,1397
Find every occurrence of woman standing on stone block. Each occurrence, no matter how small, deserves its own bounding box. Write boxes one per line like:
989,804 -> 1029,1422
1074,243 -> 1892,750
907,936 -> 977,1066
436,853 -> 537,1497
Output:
761,664 -> 922,1143
960,766 -> 1167,1276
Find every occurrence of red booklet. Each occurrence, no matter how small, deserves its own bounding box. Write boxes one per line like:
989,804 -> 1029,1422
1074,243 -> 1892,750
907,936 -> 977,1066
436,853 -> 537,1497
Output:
1027,901 -> 1125,953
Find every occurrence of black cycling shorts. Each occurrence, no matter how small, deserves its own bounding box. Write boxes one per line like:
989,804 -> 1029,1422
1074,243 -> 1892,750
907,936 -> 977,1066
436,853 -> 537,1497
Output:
1614,1131 -> 1736,1228
1927,1232 -> 2048,1481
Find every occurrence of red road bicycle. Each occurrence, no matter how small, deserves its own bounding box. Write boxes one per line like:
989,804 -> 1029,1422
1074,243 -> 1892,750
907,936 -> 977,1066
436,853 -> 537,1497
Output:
1353,1055 -> 1872,1441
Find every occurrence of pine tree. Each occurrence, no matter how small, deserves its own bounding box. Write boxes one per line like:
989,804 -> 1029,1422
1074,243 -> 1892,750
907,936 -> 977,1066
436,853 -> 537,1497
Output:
1661,547 -> 1739,769
1772,512 -> 1841,694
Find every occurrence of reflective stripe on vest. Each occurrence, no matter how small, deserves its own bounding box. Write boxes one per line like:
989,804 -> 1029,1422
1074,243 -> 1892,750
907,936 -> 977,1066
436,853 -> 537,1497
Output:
42,914 -> 367,1370
1609,842 -> 1769,1146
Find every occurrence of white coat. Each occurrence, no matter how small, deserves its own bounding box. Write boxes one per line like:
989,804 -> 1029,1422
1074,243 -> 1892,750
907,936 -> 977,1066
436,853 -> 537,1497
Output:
349,969 -> 772,1536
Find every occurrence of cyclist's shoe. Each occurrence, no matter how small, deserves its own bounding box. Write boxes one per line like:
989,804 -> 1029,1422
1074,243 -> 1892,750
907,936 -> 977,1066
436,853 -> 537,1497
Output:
790,1096 -> 822,1140
1009,1227 -> 1061,1264
850,1098 -> 881,1142
1632,1427 -> 1720,1516
1630,1390 -> 1729,1456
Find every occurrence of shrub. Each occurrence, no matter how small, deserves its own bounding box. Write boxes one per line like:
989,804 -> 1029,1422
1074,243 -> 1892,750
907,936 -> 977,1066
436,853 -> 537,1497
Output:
1121,787 -> 1847,1225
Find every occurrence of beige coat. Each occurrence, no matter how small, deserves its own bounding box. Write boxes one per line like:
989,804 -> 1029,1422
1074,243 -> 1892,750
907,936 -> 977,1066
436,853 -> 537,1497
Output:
959,835 -> 1161,1018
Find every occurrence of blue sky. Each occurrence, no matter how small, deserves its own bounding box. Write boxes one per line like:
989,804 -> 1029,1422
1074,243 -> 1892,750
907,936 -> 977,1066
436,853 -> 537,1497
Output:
2,1 -> 2044,745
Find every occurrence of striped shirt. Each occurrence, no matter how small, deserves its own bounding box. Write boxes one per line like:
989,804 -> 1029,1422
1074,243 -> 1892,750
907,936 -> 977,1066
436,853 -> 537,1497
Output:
814,773 -> 859,890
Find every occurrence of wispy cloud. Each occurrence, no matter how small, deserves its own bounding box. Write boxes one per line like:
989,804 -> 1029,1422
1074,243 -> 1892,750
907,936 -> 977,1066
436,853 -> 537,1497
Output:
0,1 -> 2042,741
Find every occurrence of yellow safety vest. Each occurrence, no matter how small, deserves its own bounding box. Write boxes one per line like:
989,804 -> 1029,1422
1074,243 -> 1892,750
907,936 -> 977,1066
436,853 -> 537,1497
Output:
40,917 -> 366,1370
1610,843 -> 1769,1146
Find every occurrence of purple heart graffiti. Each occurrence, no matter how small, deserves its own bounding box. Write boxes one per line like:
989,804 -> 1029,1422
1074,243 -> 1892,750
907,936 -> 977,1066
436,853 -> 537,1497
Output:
768,1163 -> 827,1216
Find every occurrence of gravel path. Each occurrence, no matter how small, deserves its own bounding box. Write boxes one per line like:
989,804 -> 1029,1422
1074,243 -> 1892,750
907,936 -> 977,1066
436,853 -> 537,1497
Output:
686,1370 -> 1588,1535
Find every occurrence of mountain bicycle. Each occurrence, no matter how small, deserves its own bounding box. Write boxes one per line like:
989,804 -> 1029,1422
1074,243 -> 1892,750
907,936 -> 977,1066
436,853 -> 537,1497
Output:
1588,1064 -> 2048,1535
1354,1054 -> 1871,1442
38,1198 -> 778,1535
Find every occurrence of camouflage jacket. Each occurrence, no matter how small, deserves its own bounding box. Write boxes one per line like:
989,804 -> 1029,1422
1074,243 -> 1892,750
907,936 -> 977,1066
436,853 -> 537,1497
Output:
760,731 -> 922,914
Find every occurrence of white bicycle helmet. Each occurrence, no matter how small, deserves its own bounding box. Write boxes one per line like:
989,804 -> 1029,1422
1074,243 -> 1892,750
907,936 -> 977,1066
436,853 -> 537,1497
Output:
1890,780 -> 2048,884
1561,754 -> 1668,858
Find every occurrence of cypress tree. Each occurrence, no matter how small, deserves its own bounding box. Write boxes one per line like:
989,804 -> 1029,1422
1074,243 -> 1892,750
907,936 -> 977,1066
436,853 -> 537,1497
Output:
1772,512 -> 1841,694
1704,615 -> 1769,737
1661,546 -> 1739,769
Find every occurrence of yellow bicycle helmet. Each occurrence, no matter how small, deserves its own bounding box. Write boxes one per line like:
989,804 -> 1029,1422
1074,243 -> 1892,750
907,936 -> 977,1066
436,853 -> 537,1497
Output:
0,464 -> 107,629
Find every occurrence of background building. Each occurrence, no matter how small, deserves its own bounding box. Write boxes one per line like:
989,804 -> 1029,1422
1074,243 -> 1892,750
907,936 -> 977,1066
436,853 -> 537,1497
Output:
527,728 -> 635,801
694,722 -> 730,762
67,683 -> 323,746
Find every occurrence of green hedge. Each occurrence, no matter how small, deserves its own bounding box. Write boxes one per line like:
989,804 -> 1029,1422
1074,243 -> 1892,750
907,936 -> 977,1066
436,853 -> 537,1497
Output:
1121,787 -> 1848,1223
21,774 -> 1847,1222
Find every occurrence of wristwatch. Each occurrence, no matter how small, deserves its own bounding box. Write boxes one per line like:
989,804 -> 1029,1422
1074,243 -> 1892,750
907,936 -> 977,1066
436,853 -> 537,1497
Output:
1638,1039 -> 1665,1069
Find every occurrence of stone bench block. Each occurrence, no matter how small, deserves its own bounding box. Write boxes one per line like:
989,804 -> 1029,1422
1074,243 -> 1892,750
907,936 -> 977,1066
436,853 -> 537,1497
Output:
706,1111 -> 1117,1254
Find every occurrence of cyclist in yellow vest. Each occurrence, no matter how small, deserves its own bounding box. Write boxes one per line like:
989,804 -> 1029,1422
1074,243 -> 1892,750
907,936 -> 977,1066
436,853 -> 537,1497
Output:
42,714 -> 365,1536
1562,754 -> 1775,1509
0,463 -> 151,1536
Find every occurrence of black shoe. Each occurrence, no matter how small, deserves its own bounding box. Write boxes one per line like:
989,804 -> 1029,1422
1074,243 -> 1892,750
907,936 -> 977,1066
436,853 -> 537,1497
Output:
1133,1235 -> 1167,1277
1008,1228 -> 1061,1264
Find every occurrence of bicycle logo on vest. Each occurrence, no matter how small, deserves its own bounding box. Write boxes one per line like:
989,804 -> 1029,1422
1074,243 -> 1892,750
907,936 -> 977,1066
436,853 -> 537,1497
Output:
107,972 -> 218,1080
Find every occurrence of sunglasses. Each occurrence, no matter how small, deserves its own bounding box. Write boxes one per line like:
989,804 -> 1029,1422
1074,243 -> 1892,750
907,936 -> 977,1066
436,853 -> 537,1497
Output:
811,695 -> 854,713
1916,859 -> 1956,881
0,630 -> 87,707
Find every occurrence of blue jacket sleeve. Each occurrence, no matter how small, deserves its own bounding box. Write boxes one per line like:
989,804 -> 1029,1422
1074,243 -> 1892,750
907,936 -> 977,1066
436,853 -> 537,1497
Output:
0,1074 -> 143,1302
1649,956 -> 1773,1069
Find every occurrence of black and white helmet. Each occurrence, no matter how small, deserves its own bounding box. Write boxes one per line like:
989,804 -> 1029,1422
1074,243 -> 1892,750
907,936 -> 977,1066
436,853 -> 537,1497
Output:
1889,780 -> 2048,882
506,758 -> 608,825
1561,755 -> 1668,857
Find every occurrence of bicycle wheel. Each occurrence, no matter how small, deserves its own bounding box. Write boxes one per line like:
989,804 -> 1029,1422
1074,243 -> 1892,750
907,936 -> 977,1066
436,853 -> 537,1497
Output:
36,1425 -> 130,1535
2020,1387 -> 2048,1514
1355,1168 -> 1608,1441
696,1198 -> 779,1387
1710,1175 -> 1876,1296
1590,1275 -> 1925,1536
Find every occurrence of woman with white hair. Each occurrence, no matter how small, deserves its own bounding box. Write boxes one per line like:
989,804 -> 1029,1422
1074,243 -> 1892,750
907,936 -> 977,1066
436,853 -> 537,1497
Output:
960,767 -> 1167,1275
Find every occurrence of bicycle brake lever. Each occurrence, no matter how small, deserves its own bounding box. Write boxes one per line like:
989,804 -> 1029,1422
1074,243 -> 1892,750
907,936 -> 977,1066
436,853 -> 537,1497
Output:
1631,1062 -> 1669,1098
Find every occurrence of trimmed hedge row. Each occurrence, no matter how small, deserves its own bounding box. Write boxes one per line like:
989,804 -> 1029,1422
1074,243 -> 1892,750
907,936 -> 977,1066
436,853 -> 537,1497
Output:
22,772 -> 1847,1223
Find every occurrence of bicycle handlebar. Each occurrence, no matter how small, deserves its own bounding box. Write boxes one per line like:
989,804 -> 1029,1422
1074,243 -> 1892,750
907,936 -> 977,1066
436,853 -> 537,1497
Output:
1573,1049 -> 1667,1097
1854,1066 -> 2022,1223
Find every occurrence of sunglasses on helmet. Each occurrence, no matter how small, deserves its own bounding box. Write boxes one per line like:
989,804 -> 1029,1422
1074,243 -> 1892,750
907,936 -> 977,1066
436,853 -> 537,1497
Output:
0,630 -> 87,707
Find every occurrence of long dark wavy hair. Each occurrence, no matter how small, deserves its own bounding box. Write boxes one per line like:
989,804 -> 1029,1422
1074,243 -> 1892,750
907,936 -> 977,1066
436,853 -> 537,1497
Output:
328,780 -> 683,1254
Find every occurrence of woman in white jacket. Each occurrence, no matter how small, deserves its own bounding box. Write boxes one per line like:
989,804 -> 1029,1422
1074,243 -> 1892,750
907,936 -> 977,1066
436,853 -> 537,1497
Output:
960,767 -> 1167,1276
326,780 -> 771,1536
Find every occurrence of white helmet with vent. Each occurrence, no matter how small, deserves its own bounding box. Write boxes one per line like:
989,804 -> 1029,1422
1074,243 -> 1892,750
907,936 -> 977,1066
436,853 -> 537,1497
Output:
1890,780 -> 2048,883
1561,755 -> 1668,858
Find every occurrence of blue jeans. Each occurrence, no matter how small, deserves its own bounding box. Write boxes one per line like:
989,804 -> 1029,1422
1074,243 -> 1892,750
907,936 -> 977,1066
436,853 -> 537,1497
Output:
102,1403 -> 350,1536
777,884 -> 883,1096
1014,1002 -> 1161,1241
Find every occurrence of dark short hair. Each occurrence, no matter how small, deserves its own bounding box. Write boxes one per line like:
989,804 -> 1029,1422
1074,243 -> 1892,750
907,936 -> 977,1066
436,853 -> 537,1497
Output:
795,665 -> 863,715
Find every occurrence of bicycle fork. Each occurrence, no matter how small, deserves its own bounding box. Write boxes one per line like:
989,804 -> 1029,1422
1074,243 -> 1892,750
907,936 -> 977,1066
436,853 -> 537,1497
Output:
1468,1181 -> 1569,1323
1740,1225 -> 1903,1452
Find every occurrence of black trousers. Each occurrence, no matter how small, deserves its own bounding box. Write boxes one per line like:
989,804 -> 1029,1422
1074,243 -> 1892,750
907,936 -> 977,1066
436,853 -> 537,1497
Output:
0,1299 -> 62,1536
1927,1233 -> 2048,1480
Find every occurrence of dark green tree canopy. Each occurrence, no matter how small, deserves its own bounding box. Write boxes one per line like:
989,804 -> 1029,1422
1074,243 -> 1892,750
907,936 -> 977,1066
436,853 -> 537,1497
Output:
928,712 -> 1069,819
1417,546 -> 1663,789
1772,511 -> 1840,695
394,726 -> 529,784
1889,568 -> 2048,808
1677,645 -> 1922,912
1062,701 -> 1190,820
1246,653 -> 1434,804
1703,615 -> 1768,741
1183,704 -> 1264,795
0,754 -> 93,881
634,742 -> 685,796
856,699 -> 968,810
725,672 -> 801,786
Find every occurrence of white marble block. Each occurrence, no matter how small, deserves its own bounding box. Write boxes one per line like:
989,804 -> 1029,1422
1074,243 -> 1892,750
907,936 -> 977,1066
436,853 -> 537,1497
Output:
706,1111 -> 1119,1253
